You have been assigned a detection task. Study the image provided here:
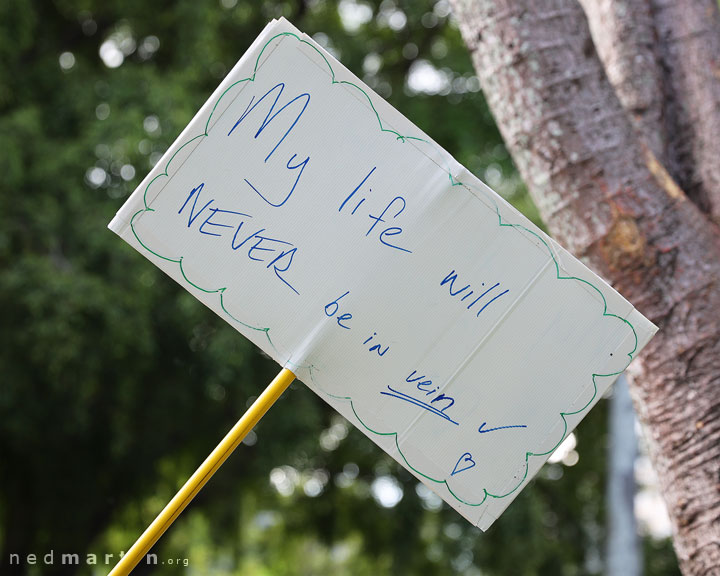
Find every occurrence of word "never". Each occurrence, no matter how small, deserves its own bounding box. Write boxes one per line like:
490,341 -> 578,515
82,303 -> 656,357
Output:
178,182 -> 300,294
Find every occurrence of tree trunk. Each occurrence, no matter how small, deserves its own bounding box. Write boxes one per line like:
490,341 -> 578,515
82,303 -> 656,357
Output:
449,1 -> 720,574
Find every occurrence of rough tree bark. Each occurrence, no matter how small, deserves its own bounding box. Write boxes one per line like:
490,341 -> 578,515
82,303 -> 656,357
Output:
650,0 -> 720,219
449,1 -> 720,574
579,0 -> 720,221
578,0 -> 665,160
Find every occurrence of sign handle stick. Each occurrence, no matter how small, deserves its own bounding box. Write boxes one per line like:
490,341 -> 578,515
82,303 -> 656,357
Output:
108,367 -> 296,576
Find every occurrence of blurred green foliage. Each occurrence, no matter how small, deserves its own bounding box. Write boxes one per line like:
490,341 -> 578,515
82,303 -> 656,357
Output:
0,1 -> 679,575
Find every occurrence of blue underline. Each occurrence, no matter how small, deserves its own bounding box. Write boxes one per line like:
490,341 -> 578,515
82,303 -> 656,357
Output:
380,386 -> 459,426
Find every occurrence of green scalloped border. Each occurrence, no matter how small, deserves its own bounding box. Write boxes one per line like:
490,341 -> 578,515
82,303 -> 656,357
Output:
128,31 -> 639,509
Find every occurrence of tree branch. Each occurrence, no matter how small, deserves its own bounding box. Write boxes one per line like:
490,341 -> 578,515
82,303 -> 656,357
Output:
650,0 -> 720,221
578,0 -> 666,160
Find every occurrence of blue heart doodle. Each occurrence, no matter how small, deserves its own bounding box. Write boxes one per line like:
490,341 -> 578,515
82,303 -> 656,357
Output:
451,453 -> 476,476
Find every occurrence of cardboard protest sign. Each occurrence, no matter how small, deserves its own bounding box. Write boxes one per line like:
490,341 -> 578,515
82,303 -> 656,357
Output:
109,17 -> 657,530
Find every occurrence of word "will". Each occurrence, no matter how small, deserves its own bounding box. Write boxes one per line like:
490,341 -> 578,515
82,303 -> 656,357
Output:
441,269 -> 509,317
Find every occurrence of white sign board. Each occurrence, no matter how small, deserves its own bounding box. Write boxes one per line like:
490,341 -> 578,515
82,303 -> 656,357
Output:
109,18 -> 656,530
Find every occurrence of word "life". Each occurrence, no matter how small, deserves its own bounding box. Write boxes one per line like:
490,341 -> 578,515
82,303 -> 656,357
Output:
338,166 -> 412,254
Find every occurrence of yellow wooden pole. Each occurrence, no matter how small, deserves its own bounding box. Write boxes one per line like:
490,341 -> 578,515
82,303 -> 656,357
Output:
108,367 -> 296,576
